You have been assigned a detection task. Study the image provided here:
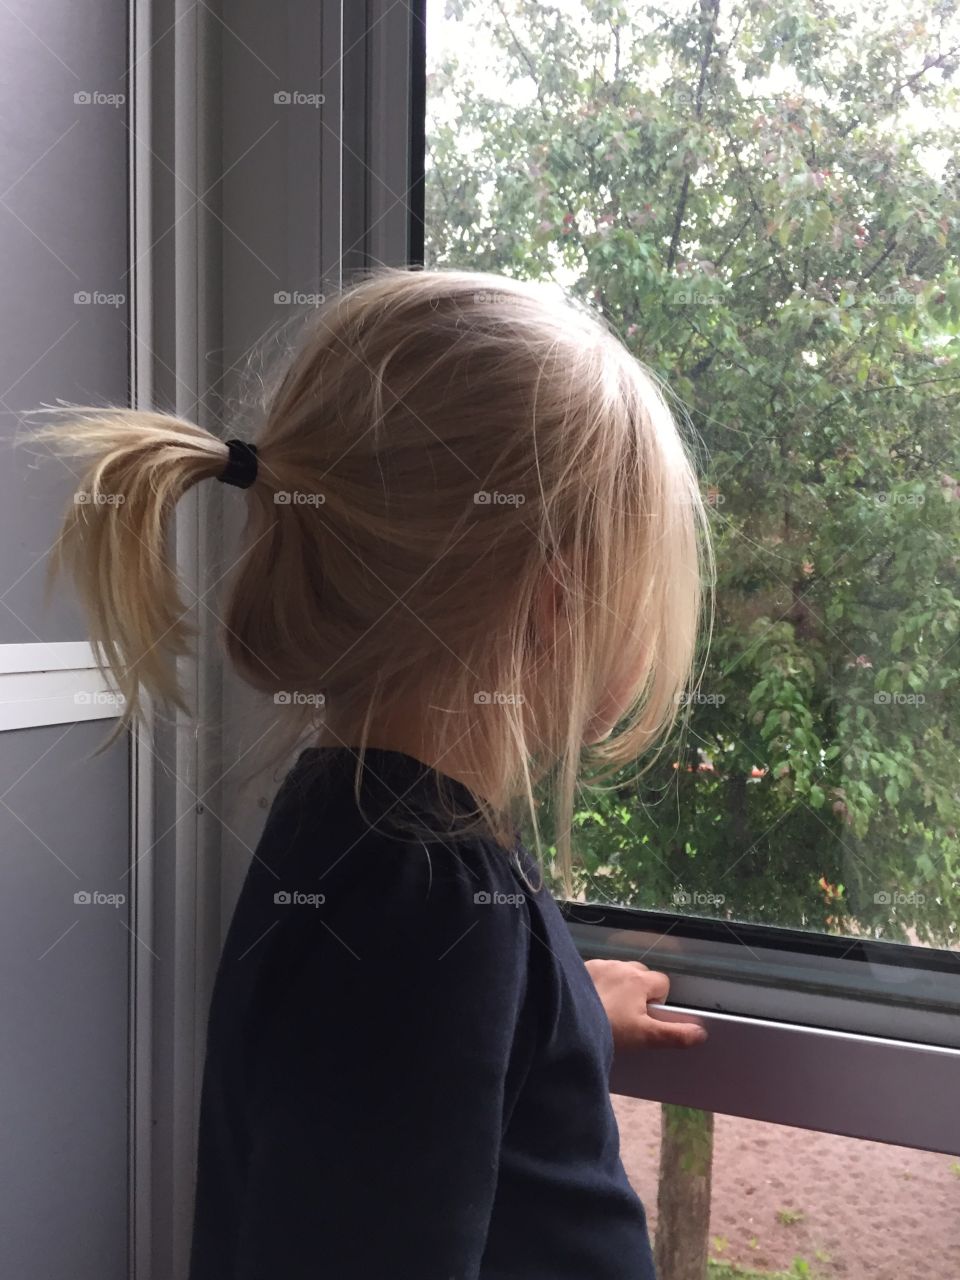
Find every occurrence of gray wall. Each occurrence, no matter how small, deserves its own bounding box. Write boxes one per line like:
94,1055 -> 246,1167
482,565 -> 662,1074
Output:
0,722 -> 130,1279
0,0 -> 129,645
0,2 -> 131,1277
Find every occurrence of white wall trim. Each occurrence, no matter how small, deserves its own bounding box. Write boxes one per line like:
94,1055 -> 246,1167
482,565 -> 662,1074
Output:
0,666 -> 123,731
129,702 -> 154,1280
0,641 -> 100,674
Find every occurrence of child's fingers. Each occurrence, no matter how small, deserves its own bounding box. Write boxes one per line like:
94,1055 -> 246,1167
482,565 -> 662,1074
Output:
635,1016 -> 708,1049
633,968 -> 670,1002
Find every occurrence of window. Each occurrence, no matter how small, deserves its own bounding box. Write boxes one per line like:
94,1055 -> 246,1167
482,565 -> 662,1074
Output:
425,0 -> 959,950
615,1097 -> 960,1279
69,1 -> 953,1271
422,0 -> 960,1263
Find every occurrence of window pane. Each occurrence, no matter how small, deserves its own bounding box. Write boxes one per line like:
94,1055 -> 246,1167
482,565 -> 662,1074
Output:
424,0 -> 960,950
614,1096 -> 960,1280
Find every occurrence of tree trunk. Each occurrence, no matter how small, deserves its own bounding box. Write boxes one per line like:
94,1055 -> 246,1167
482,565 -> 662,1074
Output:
654,1105 -> 715,1280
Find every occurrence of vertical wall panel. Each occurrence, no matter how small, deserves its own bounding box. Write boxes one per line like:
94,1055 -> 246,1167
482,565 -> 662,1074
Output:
0,0 -> 129,643
0,2 -> 132,1276
0,722 -> 129,1279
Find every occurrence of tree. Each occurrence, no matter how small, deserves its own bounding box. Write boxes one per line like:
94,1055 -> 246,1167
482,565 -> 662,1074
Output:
426,0 -> 960,1273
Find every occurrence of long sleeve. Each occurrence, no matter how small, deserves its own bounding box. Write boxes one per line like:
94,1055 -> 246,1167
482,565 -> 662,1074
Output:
233,838 -> 535,1280
191,748 -> 653,1280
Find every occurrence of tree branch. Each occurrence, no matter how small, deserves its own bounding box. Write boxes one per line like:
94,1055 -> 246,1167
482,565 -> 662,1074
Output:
666,0 -> 720,271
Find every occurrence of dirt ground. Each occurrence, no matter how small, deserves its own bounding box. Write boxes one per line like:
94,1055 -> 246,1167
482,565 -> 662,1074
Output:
613,1096 -> 960,1279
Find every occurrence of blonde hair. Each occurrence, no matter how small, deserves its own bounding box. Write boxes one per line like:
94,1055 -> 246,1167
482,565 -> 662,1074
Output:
24,268 -> 709,888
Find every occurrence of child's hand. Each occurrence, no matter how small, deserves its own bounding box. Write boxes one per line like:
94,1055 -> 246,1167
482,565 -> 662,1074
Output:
584,958 -> 708,1051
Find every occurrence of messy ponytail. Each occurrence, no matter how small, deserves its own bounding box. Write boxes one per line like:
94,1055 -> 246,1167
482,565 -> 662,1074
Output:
23,408 -> 238,739
23,268 -> 708,885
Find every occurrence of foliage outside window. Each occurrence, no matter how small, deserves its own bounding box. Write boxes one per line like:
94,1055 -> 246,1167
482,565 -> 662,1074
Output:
426,0 -> 960,951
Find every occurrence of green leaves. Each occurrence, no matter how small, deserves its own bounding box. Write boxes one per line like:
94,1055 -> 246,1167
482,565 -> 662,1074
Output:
427,0 -> 960,944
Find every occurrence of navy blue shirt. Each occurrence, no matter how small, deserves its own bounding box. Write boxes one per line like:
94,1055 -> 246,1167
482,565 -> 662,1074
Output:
189,746 -> 655,1279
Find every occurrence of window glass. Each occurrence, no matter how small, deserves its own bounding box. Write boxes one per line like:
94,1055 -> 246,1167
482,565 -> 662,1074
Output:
424,0 -> 960,951
614,1095 -> 960,1280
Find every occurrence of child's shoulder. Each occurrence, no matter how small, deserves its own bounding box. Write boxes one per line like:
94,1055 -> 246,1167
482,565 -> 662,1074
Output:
223,747 -> 541,1004
257,744 -> 533,916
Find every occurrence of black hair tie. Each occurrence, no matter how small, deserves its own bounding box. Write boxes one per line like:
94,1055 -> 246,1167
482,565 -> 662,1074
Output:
217,438 -> 259,489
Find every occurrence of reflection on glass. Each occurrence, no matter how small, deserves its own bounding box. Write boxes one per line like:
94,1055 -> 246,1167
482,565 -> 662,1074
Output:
425,0 -> 960,947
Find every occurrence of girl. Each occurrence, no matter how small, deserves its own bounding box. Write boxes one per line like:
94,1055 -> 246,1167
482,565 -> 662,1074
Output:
30,268 -> 709,1278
